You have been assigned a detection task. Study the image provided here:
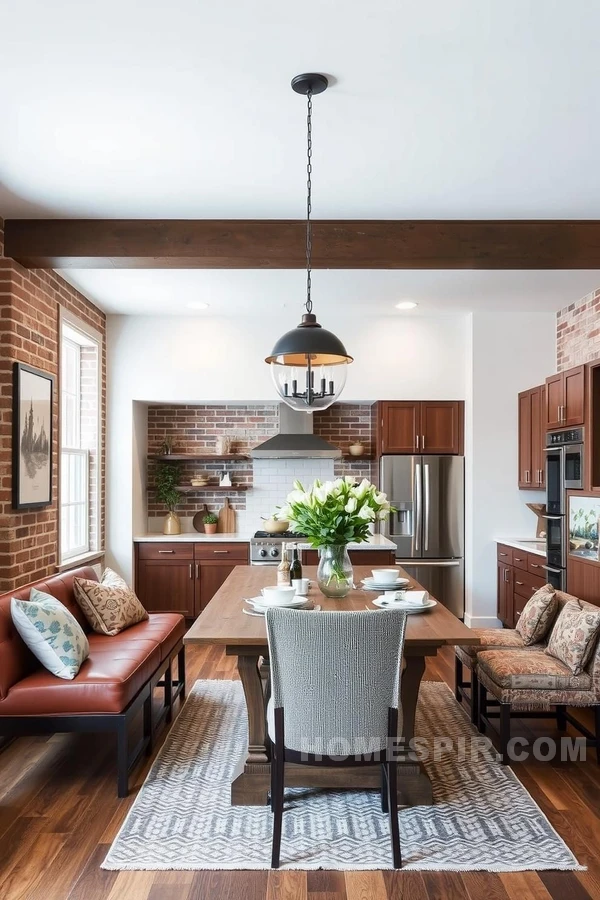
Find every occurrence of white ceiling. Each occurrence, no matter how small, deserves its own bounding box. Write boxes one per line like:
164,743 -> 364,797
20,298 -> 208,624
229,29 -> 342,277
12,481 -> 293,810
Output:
2,1 -> 600,315
59,268 -> 598,316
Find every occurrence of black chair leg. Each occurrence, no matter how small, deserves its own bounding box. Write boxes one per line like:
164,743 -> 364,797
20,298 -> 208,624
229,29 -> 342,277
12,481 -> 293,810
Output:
386,762 -> 402,869
454,655 -> 462,702
381,763 -> 389,813
556,705 -> 567,732
116,719 -> 129,798
500,703 -> 511,765
471,669 -> 479,728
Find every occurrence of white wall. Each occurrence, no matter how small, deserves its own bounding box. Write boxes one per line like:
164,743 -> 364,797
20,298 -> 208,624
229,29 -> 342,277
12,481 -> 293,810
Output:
464,311 -> 555,627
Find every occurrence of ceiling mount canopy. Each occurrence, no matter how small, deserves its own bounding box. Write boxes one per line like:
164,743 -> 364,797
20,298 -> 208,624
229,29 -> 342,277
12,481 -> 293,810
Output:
265,72 -> 353,412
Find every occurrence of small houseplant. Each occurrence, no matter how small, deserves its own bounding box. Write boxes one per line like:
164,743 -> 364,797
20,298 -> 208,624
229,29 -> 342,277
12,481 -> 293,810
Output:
203,511 -> 219,535
155,462 -> 182,535
279,477 -> 393,598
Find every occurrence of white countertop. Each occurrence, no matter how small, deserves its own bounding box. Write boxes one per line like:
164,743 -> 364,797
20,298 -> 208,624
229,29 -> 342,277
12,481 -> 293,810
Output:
134,532 -> 397,550
495,538 -> 547,557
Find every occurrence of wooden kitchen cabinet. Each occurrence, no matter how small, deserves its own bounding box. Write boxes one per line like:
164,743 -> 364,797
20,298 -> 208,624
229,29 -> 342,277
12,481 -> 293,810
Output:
545,364 -> 585,429
496,544 -> 547,628
497,559 -> 513,628
301,549 -> 395,566
377,401 -> 463,455
518,384 -> 545,489
135,541 -> 249,616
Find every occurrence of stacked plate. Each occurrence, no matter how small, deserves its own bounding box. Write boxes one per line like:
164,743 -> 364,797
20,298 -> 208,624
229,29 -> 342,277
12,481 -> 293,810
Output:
361,575 -> 410,592
243,596 -> 311,617
371,592 -> 437,614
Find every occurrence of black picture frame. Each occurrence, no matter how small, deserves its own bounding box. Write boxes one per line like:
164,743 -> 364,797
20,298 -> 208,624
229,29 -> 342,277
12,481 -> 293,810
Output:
12,362 -> 54,510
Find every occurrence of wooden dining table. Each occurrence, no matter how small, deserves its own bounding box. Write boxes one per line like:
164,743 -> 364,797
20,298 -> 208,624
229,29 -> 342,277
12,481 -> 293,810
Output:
184,565 -> 479,807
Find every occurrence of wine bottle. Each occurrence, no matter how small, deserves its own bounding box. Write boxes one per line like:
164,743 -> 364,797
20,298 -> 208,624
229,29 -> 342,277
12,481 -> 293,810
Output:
277,542 -> 291,586
290,545 -> 302,581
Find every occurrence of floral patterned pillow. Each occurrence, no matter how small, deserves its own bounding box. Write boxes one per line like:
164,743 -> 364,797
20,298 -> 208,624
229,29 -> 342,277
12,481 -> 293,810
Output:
545,599 -> 600,675
73,567 -> 148,636
11,588 -> 89,679
515,584 -> 557,645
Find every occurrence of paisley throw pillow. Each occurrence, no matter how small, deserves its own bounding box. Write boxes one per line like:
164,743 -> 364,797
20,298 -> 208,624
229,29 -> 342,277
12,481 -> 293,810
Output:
11,588 -> 89,679
73,567 -> 148,636
515,584 -> 557,645
545,599 -> 600,675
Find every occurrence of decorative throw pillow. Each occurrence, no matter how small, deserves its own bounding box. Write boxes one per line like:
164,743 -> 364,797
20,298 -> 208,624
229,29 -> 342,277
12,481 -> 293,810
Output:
545,599 -> 600,675
73,567 -> 148,636
515,584 -> 557,645
11,588 -> 89,680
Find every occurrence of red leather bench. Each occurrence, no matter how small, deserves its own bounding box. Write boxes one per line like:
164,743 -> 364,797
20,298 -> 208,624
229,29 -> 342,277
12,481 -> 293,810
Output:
0,566 -> 186,796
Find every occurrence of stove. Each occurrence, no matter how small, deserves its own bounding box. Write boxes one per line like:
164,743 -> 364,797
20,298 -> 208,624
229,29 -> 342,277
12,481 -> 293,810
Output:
250,531 -> 307,565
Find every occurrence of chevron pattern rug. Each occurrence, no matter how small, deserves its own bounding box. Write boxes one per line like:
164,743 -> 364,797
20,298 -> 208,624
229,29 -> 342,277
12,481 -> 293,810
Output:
103,679 -> 582,871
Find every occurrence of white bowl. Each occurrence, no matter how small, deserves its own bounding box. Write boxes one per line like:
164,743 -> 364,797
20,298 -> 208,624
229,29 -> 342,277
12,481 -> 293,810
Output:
371,568 -> 400,585
260,586 -> 298,606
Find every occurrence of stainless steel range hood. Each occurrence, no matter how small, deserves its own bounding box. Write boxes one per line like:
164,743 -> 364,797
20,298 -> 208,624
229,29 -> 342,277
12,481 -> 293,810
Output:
250,405 -> 341,459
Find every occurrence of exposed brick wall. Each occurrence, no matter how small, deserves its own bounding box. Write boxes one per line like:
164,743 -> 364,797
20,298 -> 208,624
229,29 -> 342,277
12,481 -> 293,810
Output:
0,220 -> 106,593
146,402 -> 380,525
557,288 -> 600,371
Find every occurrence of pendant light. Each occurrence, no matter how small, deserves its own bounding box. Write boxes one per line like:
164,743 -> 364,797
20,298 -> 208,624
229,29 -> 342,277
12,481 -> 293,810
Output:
266,73 -> 353,411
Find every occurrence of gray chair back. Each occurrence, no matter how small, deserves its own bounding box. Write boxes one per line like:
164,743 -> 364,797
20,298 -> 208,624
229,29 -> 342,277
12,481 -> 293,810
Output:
265,608 -> 407,756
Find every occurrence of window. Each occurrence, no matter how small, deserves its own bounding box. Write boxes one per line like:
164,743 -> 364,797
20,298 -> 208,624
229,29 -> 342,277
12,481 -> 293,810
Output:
60,313 -> 101,563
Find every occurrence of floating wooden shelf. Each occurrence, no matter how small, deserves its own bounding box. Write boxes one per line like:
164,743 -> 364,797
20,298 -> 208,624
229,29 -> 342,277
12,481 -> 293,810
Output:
148,454 -> 250,462
148,484 -> 250,493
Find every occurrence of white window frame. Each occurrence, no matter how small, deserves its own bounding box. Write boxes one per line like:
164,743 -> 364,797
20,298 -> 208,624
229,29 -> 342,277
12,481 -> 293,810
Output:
59,309 -> 102,565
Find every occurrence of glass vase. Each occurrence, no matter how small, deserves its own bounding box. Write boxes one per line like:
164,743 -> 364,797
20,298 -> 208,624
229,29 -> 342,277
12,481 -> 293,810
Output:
316,545 -> 353,598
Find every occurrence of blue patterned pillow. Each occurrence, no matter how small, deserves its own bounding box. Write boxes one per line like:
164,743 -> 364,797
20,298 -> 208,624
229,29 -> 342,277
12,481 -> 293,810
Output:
11,588 -> 89,680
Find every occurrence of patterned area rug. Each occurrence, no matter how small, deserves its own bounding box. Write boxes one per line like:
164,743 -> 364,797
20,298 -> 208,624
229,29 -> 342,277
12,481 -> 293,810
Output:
103,680 -> 583,871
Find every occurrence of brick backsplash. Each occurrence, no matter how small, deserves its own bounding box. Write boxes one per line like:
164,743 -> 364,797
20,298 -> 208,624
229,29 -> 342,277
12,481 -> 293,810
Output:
557,287 -> 600,371
0,220 -> 106,593
147,402 -> 379,532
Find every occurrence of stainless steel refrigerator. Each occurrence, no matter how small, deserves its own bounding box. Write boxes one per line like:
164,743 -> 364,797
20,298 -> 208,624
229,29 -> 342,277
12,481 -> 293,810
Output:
380,455 -> 465,618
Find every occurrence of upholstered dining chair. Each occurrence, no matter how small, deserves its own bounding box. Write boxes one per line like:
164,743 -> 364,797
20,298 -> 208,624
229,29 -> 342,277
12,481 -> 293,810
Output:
265,607 -> 408,869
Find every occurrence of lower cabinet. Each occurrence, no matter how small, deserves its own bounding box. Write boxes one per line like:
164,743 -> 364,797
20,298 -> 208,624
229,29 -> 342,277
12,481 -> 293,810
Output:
301,549 -> 396,567
135,541 -> 249,617
496,544 -> 547,628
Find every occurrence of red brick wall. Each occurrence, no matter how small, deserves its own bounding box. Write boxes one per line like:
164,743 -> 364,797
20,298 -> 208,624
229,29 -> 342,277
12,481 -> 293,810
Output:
0,220 -> 106,592
557,288 -> 600,371
313,403 -> 378,483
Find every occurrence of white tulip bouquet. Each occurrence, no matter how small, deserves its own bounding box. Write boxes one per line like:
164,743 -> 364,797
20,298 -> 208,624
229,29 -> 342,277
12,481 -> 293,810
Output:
278,476 -> 393,548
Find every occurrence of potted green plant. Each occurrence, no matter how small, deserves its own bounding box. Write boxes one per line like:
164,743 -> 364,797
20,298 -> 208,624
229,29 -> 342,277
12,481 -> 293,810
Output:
155,462 -> 182,535
203,511 -> 219,535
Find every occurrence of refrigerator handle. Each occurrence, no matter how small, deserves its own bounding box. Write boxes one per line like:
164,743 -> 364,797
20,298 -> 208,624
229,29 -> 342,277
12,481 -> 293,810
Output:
424,463 -> 430,552
414,463 -> 421,553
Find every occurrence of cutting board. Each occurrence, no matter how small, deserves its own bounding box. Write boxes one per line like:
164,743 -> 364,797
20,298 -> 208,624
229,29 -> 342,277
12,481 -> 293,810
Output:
193,504 -> 210,533
218,497 -> 236,534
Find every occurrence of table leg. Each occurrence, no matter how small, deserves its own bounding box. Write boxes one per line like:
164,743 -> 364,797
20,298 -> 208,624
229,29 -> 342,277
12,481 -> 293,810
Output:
237,654 -> 269,765
401,654 -> 427,744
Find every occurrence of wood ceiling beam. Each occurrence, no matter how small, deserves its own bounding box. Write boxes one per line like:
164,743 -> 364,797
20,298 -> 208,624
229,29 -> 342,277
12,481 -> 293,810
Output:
4,219 -> 600,269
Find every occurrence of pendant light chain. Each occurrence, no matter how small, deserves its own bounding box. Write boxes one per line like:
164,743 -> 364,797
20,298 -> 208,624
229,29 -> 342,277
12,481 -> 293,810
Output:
305,88 -> 313,316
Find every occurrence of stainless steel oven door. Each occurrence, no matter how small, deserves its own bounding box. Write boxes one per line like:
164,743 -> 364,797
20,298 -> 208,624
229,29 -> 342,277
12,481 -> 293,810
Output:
564,443 -> 584,489
545,447 -> 564,515
543,514 -> 566,570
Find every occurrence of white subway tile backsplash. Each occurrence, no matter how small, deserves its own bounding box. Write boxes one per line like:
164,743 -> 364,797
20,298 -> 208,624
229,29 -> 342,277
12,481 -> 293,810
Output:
237,458 -> 335,534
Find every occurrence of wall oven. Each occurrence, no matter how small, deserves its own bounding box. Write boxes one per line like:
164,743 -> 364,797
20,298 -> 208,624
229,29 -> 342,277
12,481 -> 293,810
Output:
543,427 -> 584,590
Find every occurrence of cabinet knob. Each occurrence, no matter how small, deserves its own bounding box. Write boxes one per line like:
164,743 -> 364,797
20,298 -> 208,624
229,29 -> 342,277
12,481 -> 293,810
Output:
158,549 -> 175,554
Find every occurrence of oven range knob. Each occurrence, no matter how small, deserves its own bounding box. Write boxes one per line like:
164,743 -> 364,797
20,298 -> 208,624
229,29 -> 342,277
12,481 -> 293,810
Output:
259,548 -> 267,557
270,548 -> 279,557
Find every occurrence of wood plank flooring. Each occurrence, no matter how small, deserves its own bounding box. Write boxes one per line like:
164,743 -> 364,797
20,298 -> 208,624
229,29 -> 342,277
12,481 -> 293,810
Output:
0,645 -> 599,900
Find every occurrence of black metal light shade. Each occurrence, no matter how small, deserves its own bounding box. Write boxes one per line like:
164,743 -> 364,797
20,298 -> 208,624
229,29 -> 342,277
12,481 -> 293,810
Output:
266,313 -> 353,367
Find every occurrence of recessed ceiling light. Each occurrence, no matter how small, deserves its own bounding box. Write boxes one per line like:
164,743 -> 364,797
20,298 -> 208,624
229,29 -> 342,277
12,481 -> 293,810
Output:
187,301 -> 209,310
395,300 -> 418,310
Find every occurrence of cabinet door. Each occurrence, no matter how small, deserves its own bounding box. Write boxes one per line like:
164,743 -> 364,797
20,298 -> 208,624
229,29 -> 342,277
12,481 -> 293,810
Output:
497,562 -> 513,627
530,385 -> 545,487
379,402 -> 419,454
564,365 -> 585,426
196,561 -> 238,613
545,373 -> 563,429
136,559 -> 195,616
420,401 -> 463,454
518,390 -> 532,488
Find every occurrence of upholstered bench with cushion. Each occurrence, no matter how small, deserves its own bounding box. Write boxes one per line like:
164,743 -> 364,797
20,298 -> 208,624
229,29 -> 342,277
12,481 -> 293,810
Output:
477,591 -> 600,764
0,566 -> 186,796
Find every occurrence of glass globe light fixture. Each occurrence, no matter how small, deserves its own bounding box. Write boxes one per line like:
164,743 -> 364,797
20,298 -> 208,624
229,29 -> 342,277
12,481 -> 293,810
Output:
265,73 -> 352,411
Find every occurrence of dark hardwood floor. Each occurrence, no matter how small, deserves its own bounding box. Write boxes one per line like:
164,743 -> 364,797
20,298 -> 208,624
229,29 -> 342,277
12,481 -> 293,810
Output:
1,644 -> 599,900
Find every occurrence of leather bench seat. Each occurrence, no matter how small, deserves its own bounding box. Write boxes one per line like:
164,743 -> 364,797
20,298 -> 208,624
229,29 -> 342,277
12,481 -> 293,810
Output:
0,642 -> 162,716
112,614 -> 186,662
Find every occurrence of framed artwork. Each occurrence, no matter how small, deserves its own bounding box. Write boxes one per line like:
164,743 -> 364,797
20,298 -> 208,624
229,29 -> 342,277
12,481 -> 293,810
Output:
569,495 -> 600,561
12,362 -> 54,510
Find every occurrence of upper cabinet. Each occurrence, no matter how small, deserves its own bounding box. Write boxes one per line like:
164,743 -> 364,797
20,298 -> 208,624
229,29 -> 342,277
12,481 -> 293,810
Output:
518,385 -> 545,489
545,365 -> 586,429
377,401 -> 464,455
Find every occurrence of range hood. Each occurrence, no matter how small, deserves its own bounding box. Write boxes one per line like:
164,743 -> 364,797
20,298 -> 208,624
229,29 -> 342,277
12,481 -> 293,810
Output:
250,405 -> 341,459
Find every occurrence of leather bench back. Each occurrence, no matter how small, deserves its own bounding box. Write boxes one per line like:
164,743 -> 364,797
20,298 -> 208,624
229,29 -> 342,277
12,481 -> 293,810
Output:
0,567 -> 98,699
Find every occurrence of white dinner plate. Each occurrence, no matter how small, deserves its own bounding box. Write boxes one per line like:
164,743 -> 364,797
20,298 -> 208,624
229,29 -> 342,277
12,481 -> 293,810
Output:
362,577 -> 410,591
371,597 -> 437,614
244,596 -> 309,610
